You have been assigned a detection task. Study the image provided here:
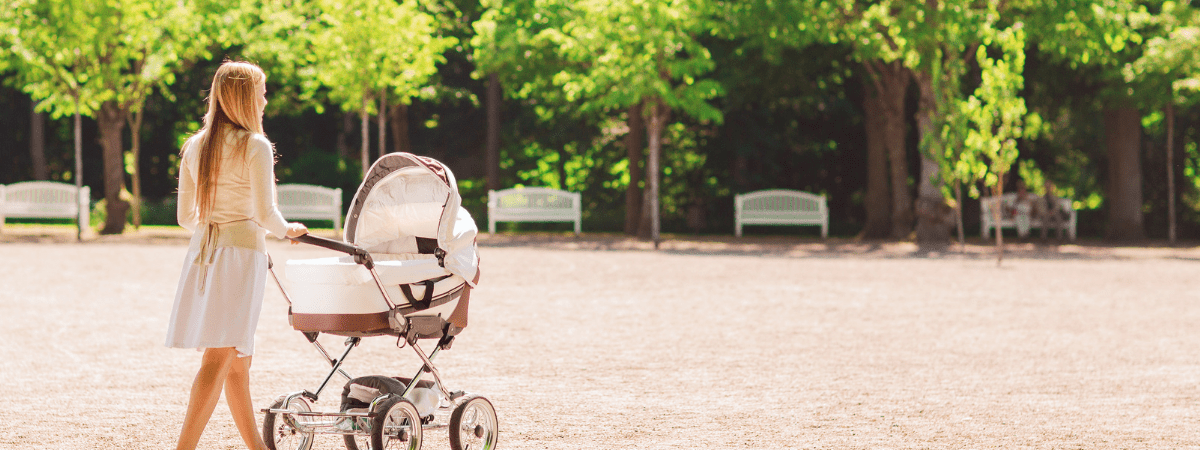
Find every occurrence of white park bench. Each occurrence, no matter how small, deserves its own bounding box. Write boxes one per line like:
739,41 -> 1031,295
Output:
276,184 -> 343,234
0,181 -> 90,230
735,189 -> 828,238
980,192 -> 1077,240
487,187 -> 581,235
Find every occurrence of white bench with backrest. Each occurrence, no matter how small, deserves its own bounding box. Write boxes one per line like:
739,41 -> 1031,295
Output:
980,192 -> 1076,240
0,181 -> 90,230
276,184 -> 343,234
735,189 -> 828,238
488,187 -> 582,235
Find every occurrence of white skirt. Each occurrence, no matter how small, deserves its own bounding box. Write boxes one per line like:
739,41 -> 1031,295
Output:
165,246 -> 268,357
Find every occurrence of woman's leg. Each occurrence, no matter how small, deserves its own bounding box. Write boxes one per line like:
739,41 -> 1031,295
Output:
225,354 -> 270,450
176,347 -> 238,450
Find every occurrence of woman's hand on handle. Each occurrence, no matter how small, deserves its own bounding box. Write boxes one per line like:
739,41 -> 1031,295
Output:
285,222 -> 308,244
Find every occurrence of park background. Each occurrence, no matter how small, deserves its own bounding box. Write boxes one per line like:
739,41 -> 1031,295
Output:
6,2 -> 1200,449
3,1 -> 1200,244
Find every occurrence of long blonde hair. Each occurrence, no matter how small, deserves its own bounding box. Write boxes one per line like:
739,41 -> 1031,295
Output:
187,61 -> 267,220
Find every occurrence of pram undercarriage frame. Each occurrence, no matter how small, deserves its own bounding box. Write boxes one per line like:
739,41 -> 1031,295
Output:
263,234 -> 497,450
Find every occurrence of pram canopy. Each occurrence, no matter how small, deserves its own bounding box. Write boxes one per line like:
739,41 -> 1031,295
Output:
344,153 -> 478,285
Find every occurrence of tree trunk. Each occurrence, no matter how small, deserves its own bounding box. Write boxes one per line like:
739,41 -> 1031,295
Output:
640,99 -> 669,246
30,100 -> 47,180
624,101 -> 645,236
97,101 -> 130,235
861,74 -> 891,238
360,97 -> 370,176
871,61 -> 913,239
128,107 -> 145,229
390,102 -> 411,155
992,180 -> 1005,266
1104,107 -> 1144,240
914,72 -> 952,247
955,181 -> 965,251
1166,102 -> 1176,244
486,73 -> 501,191
74,94 -> 84,241
337,111 -> 353,159
378,89 -> 387,160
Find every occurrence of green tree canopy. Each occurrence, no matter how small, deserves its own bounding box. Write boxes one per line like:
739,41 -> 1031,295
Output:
2,0 -> 212,234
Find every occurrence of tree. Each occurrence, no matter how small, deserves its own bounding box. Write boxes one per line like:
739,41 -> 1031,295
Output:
310,0 -> 453,174
907,2 -> 991,246
1125,3 -> 1200,243
826,1 -> 933,241
953,22 -> 1039,263
4,0 -> 208,235
840,1 -> 1009,246
717,1 -> 895,238
247,0 -> 455,175
866,61 -> 915,239
2,1 -> 92,239
475,0 -> 723,244
1026,0 -> 1157,240
622,102 -> 645,235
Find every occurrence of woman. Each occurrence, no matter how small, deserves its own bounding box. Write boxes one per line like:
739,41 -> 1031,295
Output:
166,61 -> 307,450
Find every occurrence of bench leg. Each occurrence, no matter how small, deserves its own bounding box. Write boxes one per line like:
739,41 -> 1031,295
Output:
488,218 -> 495,234
735,222 -> 742,238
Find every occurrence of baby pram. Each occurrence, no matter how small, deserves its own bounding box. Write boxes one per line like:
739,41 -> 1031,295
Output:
262,153 -> 497,450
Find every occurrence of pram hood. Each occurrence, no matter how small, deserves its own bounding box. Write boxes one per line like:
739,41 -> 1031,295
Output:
343,153 -> 479,287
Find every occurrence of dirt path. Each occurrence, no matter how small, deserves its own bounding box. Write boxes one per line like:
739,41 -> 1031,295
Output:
1,232 -> 1198,449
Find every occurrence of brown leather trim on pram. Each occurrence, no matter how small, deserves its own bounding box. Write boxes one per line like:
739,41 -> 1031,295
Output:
292,312 -> 391,335
447,268 -> 480,329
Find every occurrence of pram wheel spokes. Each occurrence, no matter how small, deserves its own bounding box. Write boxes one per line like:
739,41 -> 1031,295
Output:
372,397 -> 423,450
264,395 -> 315,450
449,396 -> 498,450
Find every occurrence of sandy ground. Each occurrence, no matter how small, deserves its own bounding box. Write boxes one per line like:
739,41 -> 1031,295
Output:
1,228 -> 1199,449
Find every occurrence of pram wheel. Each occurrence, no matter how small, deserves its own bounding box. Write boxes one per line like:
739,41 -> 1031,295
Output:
264,396 -> 315,450
371,397 -> 423,450
343,420 -> 372,450
449,396 -> 498,450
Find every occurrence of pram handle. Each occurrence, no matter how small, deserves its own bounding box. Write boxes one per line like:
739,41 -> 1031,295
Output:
290,233 -> 376,269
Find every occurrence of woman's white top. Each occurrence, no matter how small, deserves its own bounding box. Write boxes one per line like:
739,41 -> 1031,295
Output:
166,129 -> 290,357
176,130 -> 290,239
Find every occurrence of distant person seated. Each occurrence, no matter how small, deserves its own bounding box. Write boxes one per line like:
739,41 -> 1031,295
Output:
1034,180 -> 1069,240
1010,181 -> 1036,237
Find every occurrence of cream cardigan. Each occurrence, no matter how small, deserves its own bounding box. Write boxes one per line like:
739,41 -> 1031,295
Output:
176,130 -> 291,241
